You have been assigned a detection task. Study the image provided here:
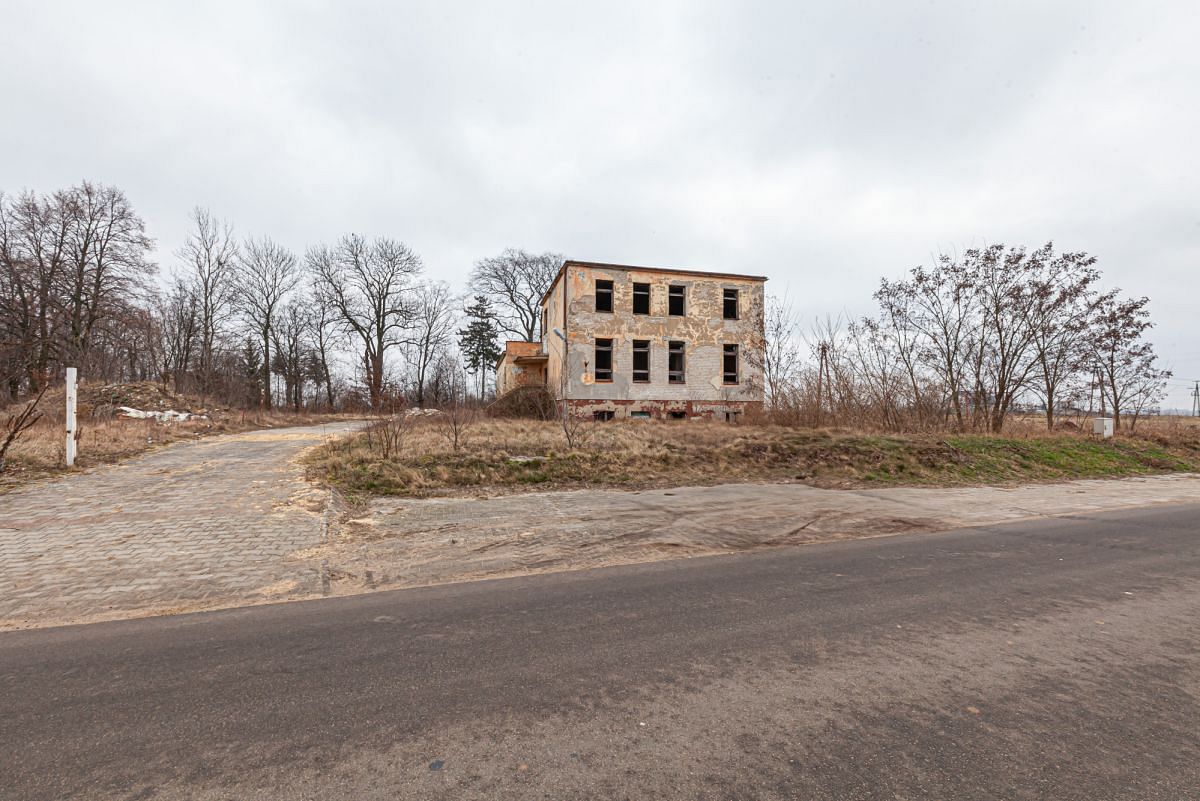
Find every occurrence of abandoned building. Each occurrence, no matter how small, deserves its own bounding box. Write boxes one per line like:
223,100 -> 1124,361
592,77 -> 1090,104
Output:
496,260 -> 767,420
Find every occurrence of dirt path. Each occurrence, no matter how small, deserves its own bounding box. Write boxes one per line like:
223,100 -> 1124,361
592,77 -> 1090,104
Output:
311,473 -> 1200,597
0,422 -> 360,629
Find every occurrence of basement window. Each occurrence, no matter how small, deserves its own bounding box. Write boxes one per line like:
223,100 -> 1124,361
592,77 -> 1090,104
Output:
633,282 -> 651,315
668,340 -> 686,383
632,339 -> 650,383
594,338 -> 613,381
723,288 -> 739,320
668,285 -> 686,316
723,343 -> 739,384
593,410 -> 614,422
595,279 -> 613,313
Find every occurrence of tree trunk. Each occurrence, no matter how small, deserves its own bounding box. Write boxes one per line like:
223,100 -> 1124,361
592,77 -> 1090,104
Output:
261,326 -> 272,410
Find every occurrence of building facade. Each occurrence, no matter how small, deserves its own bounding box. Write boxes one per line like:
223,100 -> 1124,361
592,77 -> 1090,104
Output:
497,260 -> 767,420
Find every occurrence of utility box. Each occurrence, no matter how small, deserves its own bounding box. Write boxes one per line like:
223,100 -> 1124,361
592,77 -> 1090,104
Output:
1093,417 -> 1114,439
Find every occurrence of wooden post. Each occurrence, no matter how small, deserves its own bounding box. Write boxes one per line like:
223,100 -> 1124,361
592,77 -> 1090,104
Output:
65,367 -> 77,467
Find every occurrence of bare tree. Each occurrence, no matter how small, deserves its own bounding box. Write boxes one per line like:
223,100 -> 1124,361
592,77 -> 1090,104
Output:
177,208 -> 237,397
439,360 -> 476,453
1,184 -> 157,395
270,301 -> 311,412
470,248 -> 561,342
1025,249 -> 1101,429
59,182 -> 155,369
406,281 -> 457,408
0,385 -> 47,471
875,244 -> 1085,433
308,289 -> 340,409
760,294 -> 804,411
0,189 -> 72,392
235,236 -> 300,409
308,234 -> 423,409
1090,293 -> 1170,431
155,277 -> 200,390
876,254 -> 979,431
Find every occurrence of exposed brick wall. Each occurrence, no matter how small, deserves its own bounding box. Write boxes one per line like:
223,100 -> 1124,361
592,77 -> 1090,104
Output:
566,398 -> 761,420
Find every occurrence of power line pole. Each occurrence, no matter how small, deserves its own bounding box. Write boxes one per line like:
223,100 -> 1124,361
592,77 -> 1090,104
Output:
1192,380 -> 1199,417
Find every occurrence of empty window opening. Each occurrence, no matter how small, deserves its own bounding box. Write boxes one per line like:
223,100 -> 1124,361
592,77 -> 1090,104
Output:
723,343 -> 739,384
725,410 -> 741,424
668,340 -> 686,384
723,288 -> 739,320
633,282 -> 651,315
632,339 -> 650,382
668,285 -> 686,316
669,411 -> 687,420
595,279 -> 613,313
593,410 -> 615,422
594,338 -> 613,381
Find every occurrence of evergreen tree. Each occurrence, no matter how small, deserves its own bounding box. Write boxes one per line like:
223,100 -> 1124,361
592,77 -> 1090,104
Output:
241,338 -> 263,407
457,294 -> 502,398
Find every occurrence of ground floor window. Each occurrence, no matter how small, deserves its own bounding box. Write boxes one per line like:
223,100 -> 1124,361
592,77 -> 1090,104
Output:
595,338 -> 613,381
593,410 -> 614,422
723,344 -> 739,384
632,339 -> 650,382
630,411 -> 651,419
669,411 -> 687,420
668,341 -> 685,383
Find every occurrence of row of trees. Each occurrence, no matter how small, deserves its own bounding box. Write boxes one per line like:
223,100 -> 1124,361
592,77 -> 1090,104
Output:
0,182 -> 155,397
1,181 -> 564,411
2,184 -> 1170,430
763,243 -> 1171,432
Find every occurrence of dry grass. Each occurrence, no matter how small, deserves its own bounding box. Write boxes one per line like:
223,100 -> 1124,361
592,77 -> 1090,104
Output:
0,381 -> 356,490
308,415 -> 1200,499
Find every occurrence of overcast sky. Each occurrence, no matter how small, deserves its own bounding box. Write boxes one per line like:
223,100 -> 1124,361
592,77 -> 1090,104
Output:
5,1 -> 1199,407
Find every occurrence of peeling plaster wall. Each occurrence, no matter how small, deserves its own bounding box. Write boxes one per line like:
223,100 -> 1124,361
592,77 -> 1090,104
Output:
545,265 -> 765,414
544,272 -> 568,395
496,360 -> 546,395
496,342 -> 548,396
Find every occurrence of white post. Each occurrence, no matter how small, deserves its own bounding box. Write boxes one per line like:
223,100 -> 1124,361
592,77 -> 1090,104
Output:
65,367 -> 77,467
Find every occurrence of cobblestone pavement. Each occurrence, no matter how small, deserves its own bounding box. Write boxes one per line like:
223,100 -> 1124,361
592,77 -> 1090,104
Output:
0,422 -> 360,629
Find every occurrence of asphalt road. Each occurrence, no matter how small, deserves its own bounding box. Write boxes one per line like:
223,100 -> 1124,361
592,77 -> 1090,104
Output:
2,505 -> 1198,800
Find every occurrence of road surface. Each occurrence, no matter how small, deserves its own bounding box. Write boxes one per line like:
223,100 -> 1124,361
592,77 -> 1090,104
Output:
2,504 -> 1198,800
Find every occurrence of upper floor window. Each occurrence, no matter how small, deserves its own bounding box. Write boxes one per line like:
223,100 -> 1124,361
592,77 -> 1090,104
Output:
594,338 -> 613,381
632,339 -> 650,382
633,282 -> 651,315
668,285 -> 686,316
668,341 -> 686,383
596,279 -> 613,313
723,288 -> 739,320
723,344 -> 739,384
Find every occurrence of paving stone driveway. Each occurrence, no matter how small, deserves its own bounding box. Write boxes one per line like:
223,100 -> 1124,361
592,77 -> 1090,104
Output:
0,422 -> 360,629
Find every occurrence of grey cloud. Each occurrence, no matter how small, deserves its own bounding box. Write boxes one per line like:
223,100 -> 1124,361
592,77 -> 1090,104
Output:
3,0 -> 1198,405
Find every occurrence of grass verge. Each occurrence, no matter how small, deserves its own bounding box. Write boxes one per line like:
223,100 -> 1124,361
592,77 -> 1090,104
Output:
307,418 -> 1200,499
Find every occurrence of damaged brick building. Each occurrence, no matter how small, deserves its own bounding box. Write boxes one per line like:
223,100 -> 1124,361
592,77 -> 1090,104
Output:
496,260 -> 767,420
